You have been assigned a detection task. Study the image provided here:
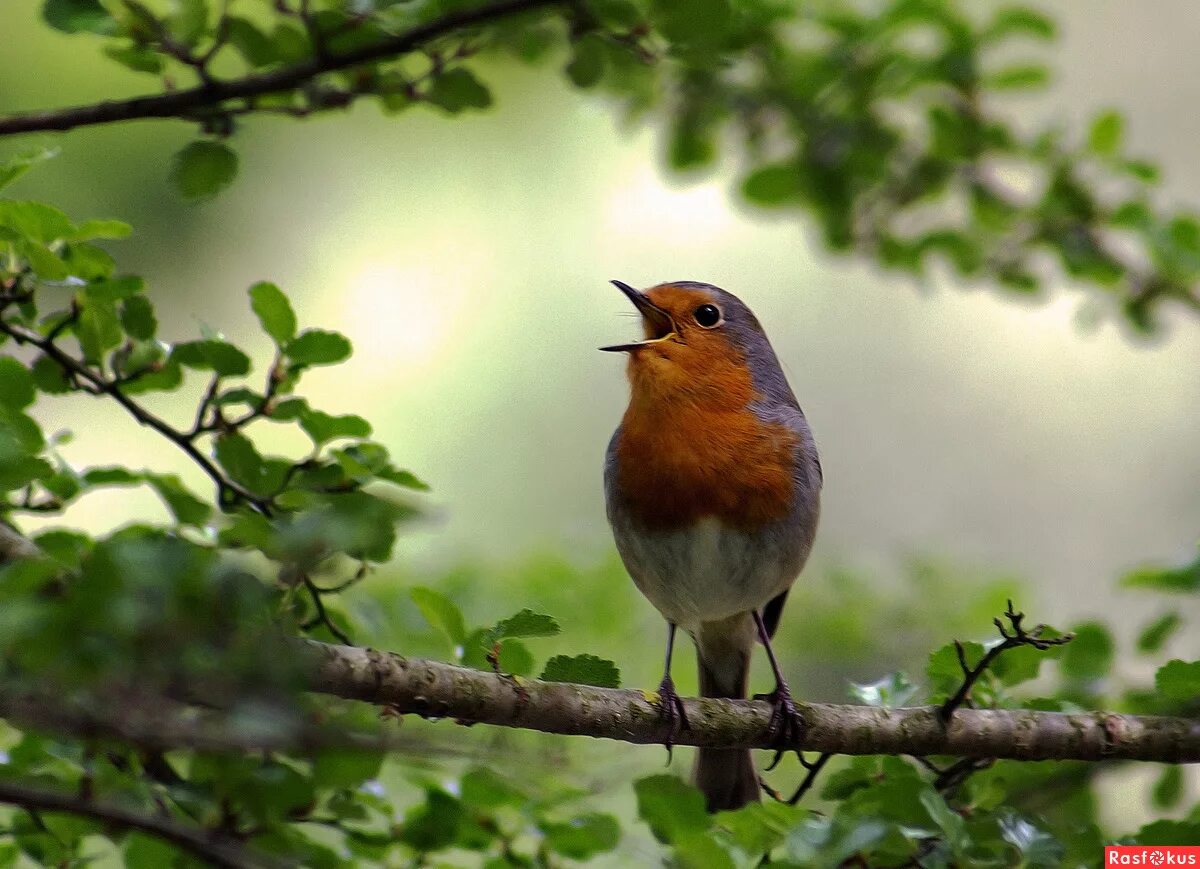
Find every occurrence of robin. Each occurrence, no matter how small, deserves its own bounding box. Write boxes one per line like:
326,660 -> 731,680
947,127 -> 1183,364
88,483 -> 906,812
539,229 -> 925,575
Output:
601,280 -> 821,812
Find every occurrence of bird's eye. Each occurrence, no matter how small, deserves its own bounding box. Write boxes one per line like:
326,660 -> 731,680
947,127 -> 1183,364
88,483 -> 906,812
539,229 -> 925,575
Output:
693,304 -> 722,328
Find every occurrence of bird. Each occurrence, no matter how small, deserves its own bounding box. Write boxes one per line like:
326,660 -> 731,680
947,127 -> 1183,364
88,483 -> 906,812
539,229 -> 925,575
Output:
601,280 -> 821,812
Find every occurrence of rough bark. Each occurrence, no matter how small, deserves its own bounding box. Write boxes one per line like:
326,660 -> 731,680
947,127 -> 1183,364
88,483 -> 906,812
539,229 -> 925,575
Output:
302,640 -> 1200,763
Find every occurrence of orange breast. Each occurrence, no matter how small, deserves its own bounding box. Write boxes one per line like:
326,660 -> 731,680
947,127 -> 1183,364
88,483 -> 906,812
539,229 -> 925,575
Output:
615,399 -> 797,533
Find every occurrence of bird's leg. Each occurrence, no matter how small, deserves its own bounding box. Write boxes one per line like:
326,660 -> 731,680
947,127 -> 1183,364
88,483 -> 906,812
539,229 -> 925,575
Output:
751,610 -> 805,767
655,622 -> 689,762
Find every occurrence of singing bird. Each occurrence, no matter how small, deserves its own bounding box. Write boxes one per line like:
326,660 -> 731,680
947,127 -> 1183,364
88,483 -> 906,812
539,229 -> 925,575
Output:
602,280 -> 821,811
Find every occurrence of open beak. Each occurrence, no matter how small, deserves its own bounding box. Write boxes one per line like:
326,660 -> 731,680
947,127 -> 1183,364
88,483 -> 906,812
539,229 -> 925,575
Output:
599,280 -> 678,352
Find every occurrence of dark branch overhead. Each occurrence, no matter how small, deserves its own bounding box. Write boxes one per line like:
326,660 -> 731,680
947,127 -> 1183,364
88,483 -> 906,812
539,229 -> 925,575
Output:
0,0 -> 561,137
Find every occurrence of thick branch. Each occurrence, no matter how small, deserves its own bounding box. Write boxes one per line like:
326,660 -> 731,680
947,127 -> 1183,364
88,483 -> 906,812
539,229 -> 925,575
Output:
0,780 -> 280,869
0,0 -> 562,137
1,528 -> 1195,766
302,640 -> 1200,764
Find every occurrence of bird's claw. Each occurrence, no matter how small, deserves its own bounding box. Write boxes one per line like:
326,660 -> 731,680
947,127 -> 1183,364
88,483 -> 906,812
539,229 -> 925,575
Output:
656,675 -> 690,764
754,681 -> 805,769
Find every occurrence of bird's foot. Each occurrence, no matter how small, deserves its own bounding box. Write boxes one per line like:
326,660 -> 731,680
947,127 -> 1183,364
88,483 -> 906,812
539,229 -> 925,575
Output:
655,675 -> 690,764
754,680 -> 805,771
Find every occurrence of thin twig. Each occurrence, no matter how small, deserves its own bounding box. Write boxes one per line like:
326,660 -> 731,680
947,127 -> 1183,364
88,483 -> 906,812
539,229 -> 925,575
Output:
939,600 -> 1074,724
301,577 -> 353,645
0,319 -> 270,514
787,752 -> 832,805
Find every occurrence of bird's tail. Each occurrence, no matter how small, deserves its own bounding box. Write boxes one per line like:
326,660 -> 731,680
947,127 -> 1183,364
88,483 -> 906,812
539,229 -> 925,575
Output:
693,616 -> 759,812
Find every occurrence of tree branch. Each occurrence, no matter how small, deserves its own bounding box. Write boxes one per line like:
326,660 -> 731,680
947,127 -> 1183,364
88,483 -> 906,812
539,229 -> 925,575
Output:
0,780 -> 281,869
0,0 -> 563,137
1,526 -> 1196,767
301,640 -> 1200,764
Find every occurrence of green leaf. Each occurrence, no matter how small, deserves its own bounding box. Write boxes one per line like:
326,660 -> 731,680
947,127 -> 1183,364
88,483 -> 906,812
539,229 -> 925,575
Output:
487,608 -> 560,643
173,340 -> 251,376
214,433 -> 265,491
0,359 -> 36,410
213,387 -> 260,408
248,281 -> 297,345
847,671 -> 918,709
496,638 -> 534,676
920,788 -> 967,856
714,801 -> 801,856
982,7 -> 1056,42
742,164 -> 801,206
674,834 -> 736,869
299,409 -> 371,445
84,276 -> 144,302
1127,819 -> 1200,847
31,356 -> 71,395
171,141 -> 239,201
103,43 -> 165,74
120,296 -> 157,341
1122,159 -> 1160,183
460,767 -> 524,809
43,0 -> 116,34
926,640 -> 984,697
312,748 -> 383,789
634,775 -> 710,844
68,219 -> 132,241
540,653 -> 620,688
0,454 -> 53,492
1152,765 -> 1184,809
541,813 -> 620,860
0,406 -> 45,454
397,789 -> 462,851
1087,111 -> 1123,157
120,357 -> 183,394
650,0 -> 730,47
0,147 -> 59,193
20,241 -> 68,280
565,35 -> 606,88
0,200 -> 75,242
410,586 -> 467,647
1060,619 -> 1113,681
82,466 -> 141,485
63,241 -> 115,280
166,0 -> 208,45
1155,659 -> 1200,701
285,329 -> 352,366
425,69 -> 493,113
1137,612 -> 1182,654
226,17 -> 277,66
1123,552 -> 1200,592
375,466 -> 430,491
1059,621 -> 1113,681
984,64 -> 1050,90
144,473 -> 212,526
75,296 -> 122,364
124,834 -> 180,869
33,529 -> 91,570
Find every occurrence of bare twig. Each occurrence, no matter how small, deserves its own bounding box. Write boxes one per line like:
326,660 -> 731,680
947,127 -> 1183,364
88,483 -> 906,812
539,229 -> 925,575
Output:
939,600 -> 1074,724
301,576 -> 354,645
787,752 -> 832,805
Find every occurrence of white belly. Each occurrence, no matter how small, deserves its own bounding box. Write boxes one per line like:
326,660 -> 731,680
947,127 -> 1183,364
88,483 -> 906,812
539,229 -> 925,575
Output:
613,516 -> 802,630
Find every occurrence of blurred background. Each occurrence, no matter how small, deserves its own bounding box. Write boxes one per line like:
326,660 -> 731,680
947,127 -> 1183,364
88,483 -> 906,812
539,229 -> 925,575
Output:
2,0 -> 1198,846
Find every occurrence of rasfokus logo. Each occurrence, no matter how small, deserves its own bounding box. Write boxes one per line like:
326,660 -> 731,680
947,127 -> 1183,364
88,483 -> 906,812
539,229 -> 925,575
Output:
1106,846 -> 1200,865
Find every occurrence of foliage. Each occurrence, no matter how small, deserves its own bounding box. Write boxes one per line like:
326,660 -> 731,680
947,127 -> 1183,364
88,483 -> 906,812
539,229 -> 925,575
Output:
4,0 -> 1197,329
0,0 -> 1196,866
